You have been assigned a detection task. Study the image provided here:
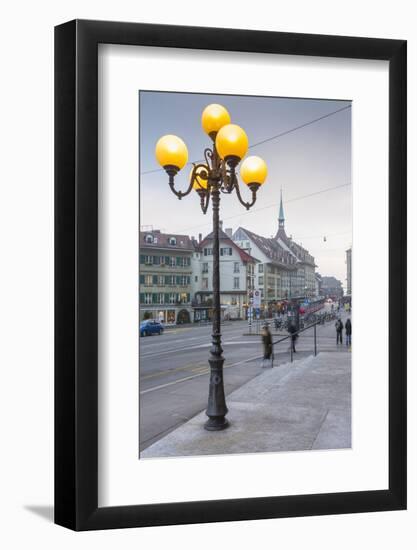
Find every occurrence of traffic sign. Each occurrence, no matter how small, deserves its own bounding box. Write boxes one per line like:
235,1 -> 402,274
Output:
253,289 -> 261,308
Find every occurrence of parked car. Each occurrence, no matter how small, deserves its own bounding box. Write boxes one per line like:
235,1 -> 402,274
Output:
140,319 -> 164,337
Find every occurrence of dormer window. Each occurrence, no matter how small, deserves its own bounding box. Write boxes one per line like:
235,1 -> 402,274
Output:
145,234 -> 153,243
168,237 -> 177,246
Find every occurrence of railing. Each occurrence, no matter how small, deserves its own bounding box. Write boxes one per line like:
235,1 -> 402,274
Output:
271,321 -> 319,365
248,309 -> 336,336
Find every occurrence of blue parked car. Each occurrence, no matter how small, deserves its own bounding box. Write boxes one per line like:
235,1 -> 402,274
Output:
140,319 -> 164,337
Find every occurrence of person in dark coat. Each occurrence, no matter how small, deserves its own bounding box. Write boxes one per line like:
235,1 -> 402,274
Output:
288,322 -> 297,353
261,324 -> 273,367
345,318 -> 352,347
335,318 -> 344,344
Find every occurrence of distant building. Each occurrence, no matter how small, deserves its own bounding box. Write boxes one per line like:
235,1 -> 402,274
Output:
193,225 -> 258,321
321,276 -> 344,300
315,272 -> 323,297
346,247 -> 352,296
233,226 -> 297,304
233,190 -> 316,309
139,229 -> 195,324
274,191 -> 316,298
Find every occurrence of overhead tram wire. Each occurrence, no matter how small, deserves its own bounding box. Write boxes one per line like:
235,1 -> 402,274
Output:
140,103 -> 352,176
144,182 -> 352,235
285,182 -> 351,204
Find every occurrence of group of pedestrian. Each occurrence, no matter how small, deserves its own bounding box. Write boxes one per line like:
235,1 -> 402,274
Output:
261,320 -> 298,368
261,315 -> 352,369
335,317 -> 352,347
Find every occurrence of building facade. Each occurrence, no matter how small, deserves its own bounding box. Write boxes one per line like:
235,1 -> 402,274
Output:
139,195 -> 320,324
139,230 -> 195,324
192,227 -> 258,321
232,226 -> 297,305
321,276 -> 344,300
274,192 -> 316,298
346,247 -> 352,296
233,190 -> 316,311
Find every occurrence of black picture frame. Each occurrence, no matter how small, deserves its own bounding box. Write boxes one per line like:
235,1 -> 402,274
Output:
55,19 -> 407,531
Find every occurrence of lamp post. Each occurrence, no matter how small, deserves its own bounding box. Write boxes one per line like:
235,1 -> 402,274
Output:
155,104 -> 268,430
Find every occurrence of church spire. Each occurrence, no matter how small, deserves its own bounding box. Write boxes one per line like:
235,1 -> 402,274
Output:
278,188 -> 285,229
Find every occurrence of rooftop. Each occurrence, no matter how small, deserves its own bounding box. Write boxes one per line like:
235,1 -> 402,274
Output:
140,229 -> 196,251
234,227 -> 297,269
200,228 -> 260,264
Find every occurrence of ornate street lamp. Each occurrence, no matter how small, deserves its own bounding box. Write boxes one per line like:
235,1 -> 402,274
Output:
155,104 -> 267,430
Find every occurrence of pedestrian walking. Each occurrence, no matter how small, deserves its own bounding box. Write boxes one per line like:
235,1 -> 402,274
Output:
261,323 -> 273,368
345,318 -> 352,347
288,321 -> 298,353
335,318 -> 344,344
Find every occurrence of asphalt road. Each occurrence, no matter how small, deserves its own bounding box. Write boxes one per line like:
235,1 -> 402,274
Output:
139,313 -> 351,452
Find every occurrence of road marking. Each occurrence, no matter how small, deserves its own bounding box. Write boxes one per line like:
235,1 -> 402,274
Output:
140,343 -> 346,395
140,334 -> 208,350
141,362 -> 207,381
140,324 -> 246,348
140,372 -> 209,395
140,339 -> 266,359
140,343 -> 211,359
141,332 -> 342,360
140,353 -> 262,395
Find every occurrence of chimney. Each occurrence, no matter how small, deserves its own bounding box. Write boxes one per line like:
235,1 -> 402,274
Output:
219,220 -> 223,231
198,233 -> 202,243
225,227 -> 233,238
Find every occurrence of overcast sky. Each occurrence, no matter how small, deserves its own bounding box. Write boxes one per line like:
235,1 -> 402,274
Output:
139,91 -> 352,288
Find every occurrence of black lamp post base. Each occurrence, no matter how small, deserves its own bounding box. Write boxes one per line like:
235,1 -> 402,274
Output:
204,416 -> 230,431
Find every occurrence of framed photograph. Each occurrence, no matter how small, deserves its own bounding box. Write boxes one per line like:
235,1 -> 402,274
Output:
55,20 -> 406,530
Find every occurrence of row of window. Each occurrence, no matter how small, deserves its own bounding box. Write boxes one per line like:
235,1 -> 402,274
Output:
201,277 -> 241,289
144,234 -> 179,246
203,247 -> 233,256
258,276 -> 310,290
139,274 -> 191,286
140,293 -> 191,305
201,262 -> 240,273
140,255 -> 191,267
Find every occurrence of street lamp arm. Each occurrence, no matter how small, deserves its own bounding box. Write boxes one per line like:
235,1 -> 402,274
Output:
168,163 -> 209,200
204,147 -> 215,168
167,170 -> 194,200
190,162 -> 210,186
233,177 -> 258,210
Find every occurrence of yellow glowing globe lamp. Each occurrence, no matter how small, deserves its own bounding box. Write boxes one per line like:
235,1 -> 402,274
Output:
155,134 -> 188,172
201,104 -> 231,137
240,156 -> 268,186
190,165 -> 209,191
215,124 -> 248,163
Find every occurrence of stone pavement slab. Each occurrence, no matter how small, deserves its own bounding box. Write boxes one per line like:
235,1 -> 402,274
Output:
140,351 -> 351,458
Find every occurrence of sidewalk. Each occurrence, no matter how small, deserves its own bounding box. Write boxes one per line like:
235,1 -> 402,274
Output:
140,351 -> 351,458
